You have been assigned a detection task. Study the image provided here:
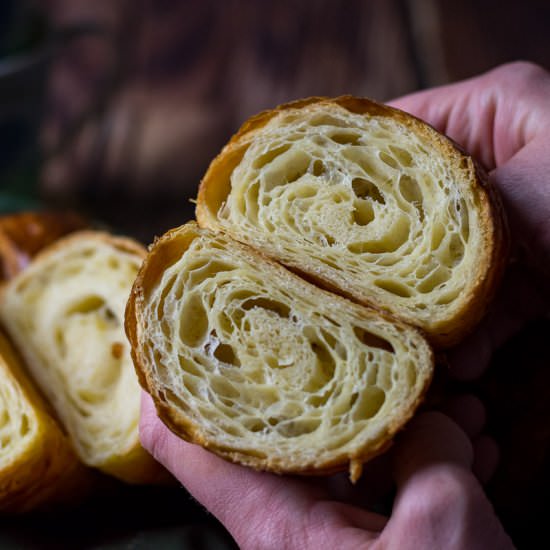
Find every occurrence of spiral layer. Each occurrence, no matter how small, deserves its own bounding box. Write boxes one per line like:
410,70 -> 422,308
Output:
197,97 -> 506,346
128,223 -> 433,477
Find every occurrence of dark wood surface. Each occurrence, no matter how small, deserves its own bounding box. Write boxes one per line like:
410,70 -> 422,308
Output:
38,1 -> 550,242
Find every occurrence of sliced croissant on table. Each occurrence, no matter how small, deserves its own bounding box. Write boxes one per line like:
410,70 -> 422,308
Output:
126,222 -> 434,481
0,330 -> 87,513
196,96 -> 507,347
0,231 -> 165,484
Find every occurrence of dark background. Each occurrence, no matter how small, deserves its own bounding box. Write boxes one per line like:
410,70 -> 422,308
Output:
4,0 -> 550,242
0,1 -> 549,548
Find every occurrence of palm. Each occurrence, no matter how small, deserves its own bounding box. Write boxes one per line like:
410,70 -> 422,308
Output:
140,393 -> 512,549
138,63 -> 548,550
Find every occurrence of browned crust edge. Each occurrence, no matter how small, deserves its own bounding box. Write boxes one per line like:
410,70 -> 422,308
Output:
125,222 -> 434,480
0,211 -> 88,282
196,95 -> 509,348
0,230 -> 168,485
0,330 -> 91,513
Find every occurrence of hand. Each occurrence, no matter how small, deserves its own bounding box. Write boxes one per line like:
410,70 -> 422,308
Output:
140,393 -> 513,549
138,64 -> 550,548
389,61 -> 550,380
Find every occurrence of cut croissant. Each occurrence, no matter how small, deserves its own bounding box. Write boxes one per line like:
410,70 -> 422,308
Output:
0,231 -> 163,484
0,330 -> 86,513
0,210 -> 87,282
126,223 -> 433,480
197,96 -> 507,346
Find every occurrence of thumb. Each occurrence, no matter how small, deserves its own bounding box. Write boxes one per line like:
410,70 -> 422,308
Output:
380,412 -> 514,550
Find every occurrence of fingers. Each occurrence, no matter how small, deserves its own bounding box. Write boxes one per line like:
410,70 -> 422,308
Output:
140,392 -> 307,547
391,63 -> 550,283
391,412 -> 473,488
441,395 -> 499,483
139,392 -> 316,510
141,392 -> 508,548
441,394 -> 485,437
388,61 -> 550,170
472,435 -> 500,485
140,392 -> 383,549
491,139 -> 550,277
383,412 -> 513,549
139,391 -> 246,493
388,77 -> 500,169
448,265 -> 547,380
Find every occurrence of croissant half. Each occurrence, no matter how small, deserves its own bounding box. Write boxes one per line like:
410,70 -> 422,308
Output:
126,223 -> 433,480
0,330 -> 86,513
0,231 -> 163,484
197,97 -> 507,347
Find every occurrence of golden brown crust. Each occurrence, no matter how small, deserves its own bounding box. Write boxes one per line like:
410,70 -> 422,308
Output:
0,330 -> 90,513
126,222 -> 434,479
0,211 -> 88,281
130,96 -> 508,480
196,96 -> 508,347
26,229 -> 148,266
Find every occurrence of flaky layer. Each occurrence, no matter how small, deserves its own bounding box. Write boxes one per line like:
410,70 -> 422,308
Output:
127,223 -> 433,478
0,231 -> 162,483
197,97 -> 507,346
0,330 -> 86,513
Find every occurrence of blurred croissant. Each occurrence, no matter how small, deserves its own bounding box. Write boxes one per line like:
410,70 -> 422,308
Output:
0,330 -> 88,513
0,231 -> 165,485
0,211 -> 87,281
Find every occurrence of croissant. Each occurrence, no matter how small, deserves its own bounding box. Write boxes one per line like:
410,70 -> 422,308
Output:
0,231 -> 163,484
0,211 -> 87,281
196,97 -> 507,346
0,330 -> 86,513
126,222 -> 433,480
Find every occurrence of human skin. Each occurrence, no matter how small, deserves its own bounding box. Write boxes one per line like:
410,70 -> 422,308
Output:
390,61 -> 550,380
140,395 -> 513,549
140,62 -> 550,549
